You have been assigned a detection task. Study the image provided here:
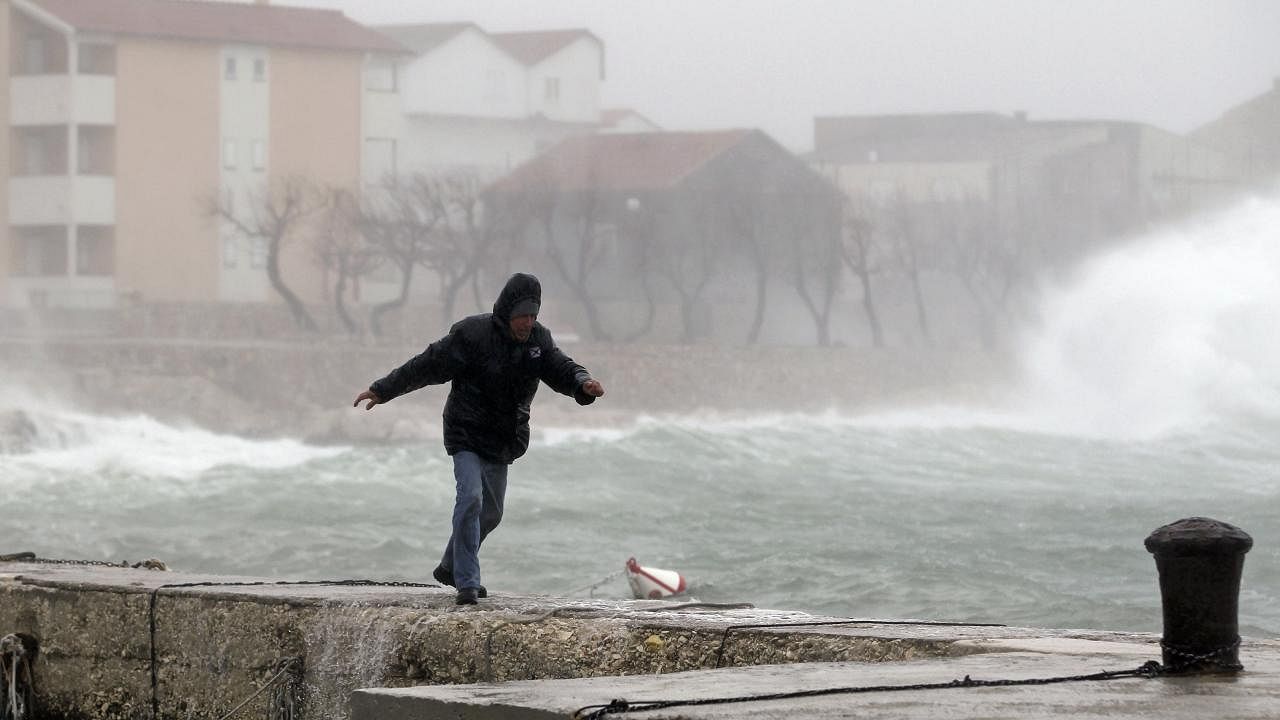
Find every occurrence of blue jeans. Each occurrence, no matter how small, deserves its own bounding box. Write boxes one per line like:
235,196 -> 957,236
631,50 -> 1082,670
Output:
439,451 -> 508,590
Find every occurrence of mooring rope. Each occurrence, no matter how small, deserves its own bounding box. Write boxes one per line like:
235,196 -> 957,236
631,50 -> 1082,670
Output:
571,661 -> 1166,718
0,634 -> 33,720
573,638 -> 1247,718
213,657 -> 300,720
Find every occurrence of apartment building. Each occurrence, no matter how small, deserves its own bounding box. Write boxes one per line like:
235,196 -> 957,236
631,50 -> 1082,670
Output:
2,0 -> 403,309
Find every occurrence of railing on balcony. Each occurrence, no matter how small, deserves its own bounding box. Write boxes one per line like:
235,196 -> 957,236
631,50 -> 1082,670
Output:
9,176 -> 115,225
9,74 -> 115,126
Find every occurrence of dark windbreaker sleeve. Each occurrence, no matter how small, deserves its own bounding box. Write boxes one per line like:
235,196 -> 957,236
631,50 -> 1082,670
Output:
538,331 -> 595,405
368,329 -> 468,402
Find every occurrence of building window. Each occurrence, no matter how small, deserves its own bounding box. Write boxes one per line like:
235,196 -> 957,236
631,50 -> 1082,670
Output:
77,43 -> 117,75
251,140 -> 266,171
13,226 -> 68,276
222,139 -> 237,170
253,58 -> 267,82
23,35 -> 48,74
544,77 -> 560,103
75,226 -> 115,276
21,133 -> 48,176
869,180 -> 896,207
224,56 -> 237,81
485,68 -> 504,101
930,177 -> 962,202
250,237 -> 267,269
364,58 -> 397,92
77,126 -> 115,175
223,235 -> 239,269
14,127 -> 66,176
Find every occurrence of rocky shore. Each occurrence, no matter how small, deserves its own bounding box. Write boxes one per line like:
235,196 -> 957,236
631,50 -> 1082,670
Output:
0,336 -> 1012,445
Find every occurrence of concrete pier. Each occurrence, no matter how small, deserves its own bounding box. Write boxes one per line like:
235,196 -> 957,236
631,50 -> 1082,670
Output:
3,559 -> 1277,719
352,641 -> 1280,719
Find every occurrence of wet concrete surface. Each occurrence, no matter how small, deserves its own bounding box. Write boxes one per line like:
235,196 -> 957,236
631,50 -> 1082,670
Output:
352,639 -> 1280,719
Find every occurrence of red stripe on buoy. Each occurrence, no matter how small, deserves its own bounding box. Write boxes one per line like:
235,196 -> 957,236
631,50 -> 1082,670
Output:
630,561 -> 682,594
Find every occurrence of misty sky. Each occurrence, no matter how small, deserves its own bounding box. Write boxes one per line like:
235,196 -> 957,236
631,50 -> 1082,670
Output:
286,0 -> 1280,150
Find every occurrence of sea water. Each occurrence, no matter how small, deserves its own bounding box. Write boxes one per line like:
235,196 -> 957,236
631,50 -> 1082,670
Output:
3,195 -> 1279,638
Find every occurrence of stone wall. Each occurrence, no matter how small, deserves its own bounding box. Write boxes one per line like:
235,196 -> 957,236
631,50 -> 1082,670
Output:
0,563 -> 1015,720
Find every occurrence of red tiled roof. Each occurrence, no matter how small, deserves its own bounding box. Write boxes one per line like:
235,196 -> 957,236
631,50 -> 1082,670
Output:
490,130 -> 755,193
30,0 -> 405,53
490,28 -> 599,66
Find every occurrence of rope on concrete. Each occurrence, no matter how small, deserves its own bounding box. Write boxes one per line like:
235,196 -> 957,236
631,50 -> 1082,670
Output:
213,657 -> 301,720
571,660 -> 1166,719
1,634 -> 34,720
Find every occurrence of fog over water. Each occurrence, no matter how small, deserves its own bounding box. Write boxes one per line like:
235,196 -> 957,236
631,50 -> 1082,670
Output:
3,197 -> 1277,635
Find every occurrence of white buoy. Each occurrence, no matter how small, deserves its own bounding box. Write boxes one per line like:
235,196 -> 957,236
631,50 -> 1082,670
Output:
625,556 -> 687,599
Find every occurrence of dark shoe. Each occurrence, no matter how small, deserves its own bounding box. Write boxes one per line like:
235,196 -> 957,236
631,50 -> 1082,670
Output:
432,564 -> 455,587
434,565 -> 487,597
455,587 -> 479,605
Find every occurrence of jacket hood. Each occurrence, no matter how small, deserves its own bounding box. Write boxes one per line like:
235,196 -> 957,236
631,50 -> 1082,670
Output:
492,273 -> 542,322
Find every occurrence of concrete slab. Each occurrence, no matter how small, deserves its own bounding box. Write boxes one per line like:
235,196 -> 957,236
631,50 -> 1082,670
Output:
7,559 -> 1271,720
352,641 -> 1280,719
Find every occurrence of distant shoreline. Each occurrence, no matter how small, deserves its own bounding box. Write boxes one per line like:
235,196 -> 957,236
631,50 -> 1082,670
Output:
0,336 -> 1011,443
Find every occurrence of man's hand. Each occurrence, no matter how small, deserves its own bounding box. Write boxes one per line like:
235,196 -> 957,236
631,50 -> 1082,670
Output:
354,389 -> 383,410
581,379 -> 605,398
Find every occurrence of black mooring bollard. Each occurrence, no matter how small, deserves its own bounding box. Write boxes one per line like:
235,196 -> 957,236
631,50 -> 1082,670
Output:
1144,516 -> 1252,673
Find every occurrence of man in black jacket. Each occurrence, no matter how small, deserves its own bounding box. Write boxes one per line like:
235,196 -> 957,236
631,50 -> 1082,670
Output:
353,273 -> 604,604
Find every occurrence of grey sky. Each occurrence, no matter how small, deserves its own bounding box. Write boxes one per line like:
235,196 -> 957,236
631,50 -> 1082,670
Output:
287,0 -> 1280,151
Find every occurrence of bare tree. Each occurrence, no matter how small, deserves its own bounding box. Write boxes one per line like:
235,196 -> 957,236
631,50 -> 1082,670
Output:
211,176 -> 318,332
722,189 -> 773,346
430,171 -> 503,325
358,174 -> 446,337
945,197 -> 1025,350
532,183 -> 614,342
619,196 -> 660,343
840,194 -> 886,348
311,185 -> 381,336
655,193 -> 723,343
885,190 -> 933,345
784,199 -> 842,346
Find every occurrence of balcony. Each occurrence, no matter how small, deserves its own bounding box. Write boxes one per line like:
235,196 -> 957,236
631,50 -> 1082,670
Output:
6,276 -> 117,309
9,75 -> 115,126
8,176 -> 115,225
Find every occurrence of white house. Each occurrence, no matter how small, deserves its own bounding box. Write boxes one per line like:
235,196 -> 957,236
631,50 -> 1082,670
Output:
371,23 -> 606,179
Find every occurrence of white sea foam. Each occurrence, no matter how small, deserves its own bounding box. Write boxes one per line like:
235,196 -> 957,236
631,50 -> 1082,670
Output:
1,399 -> 347,480
1010,195 -> 1280,439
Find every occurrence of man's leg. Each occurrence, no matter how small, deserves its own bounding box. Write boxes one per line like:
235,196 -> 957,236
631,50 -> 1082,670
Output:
478,459 -> 508,546
443,451 -> 485,593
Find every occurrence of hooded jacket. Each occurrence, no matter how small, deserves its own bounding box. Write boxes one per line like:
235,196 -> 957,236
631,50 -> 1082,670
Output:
369,273 -> 595,463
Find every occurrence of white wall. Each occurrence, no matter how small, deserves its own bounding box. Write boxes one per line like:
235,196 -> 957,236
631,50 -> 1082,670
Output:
526,37 -> 601,123
217,44 -> 271,302
399,29 -> 526,119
